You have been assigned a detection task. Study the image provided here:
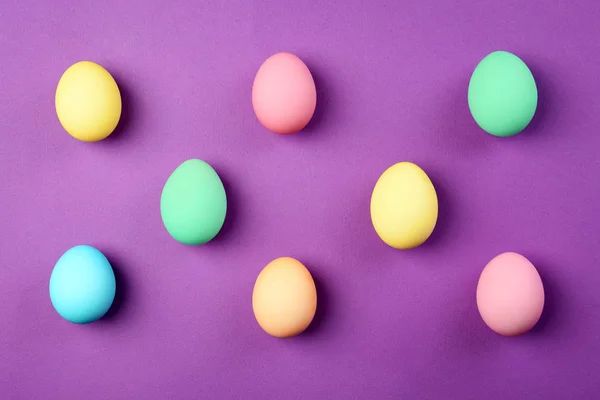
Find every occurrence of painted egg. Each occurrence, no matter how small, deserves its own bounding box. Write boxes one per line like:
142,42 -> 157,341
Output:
477,252 -> 545,336
252,257 -> 317,338
468,51 -> 538,137
55,61 -> 122,142
49,245 -> 116,324
252,52 -> 317,134
370,162 -> 438,249
160,159 -> 227,245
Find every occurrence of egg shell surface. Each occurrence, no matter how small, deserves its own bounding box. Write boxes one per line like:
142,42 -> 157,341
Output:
252,257 -> 317,338
252,52 -> 317,134
160,159 -> 227,245
55,61 -> 122,142
370,162 -> 438,249
468,51 -> 538,137
49,245 -> 116,324
476,252 -> 545,336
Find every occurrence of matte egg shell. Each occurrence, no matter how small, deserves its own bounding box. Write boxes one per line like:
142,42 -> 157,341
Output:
252,52 -> 317,134
477,252 -> 545,336
49,245 -> 116,324
252,257 -> 317,338
468,51 -> 538,137
55,61 -> 121,142
160,159 -> 227,245
370,162 -> 438,249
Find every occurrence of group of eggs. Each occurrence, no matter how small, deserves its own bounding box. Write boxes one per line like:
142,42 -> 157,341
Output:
50,50 -> 543,337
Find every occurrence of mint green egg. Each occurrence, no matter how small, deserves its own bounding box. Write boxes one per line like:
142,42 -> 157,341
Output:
160,159 -> 227,245
468,51 -> 538,137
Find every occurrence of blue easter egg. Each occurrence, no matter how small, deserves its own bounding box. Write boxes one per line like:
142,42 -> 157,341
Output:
49,245 -> 116,324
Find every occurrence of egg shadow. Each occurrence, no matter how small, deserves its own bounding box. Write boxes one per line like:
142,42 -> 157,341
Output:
526,257 -> 562,336
299,270 -> 331,338
521,63 -> 550,136
100,73 -> 136,143
514,54 -> 563,141
415,167 -> 455,250
206,165 -> 241,246
296,61 -> 334,137
99,253 -> 130,322
495,56 -> 559,143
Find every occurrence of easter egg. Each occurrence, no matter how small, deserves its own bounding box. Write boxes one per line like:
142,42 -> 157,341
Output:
468,51 -> 538,137
252,52 -> 317,134
55,61 -> 121,142
370,162 -> 438,249
49,245 -> 116,324
160,159 -> 227,245
476,252 -> 545,336
252,257 -> 317,338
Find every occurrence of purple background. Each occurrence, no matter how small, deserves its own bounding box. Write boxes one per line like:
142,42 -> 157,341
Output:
1,1 -> 600,398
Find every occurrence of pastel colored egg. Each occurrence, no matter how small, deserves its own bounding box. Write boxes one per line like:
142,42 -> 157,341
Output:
160,159 -> 227,245
252,52 -> 317,134
252,257 -> 317,338
468,51 -> 538,137
49,245 -> 116,324
476,252 -> 545,336
55,61 -> 122,142
370,162 -> 438,249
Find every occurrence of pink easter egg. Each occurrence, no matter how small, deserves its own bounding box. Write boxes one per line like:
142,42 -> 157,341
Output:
252,52 -> 317,134
476,252 -> 545,336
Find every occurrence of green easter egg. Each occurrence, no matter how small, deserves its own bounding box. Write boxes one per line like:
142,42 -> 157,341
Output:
468,51 -> 538,137
160,159 -> 227,245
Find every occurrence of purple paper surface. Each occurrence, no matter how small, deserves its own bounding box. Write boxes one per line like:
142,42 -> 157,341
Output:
2,1 -> 600,399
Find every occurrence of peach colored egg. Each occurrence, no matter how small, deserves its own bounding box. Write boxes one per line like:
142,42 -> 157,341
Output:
252,52 -> 317,134
252,257 -> 317,338
476,252 -> 544,336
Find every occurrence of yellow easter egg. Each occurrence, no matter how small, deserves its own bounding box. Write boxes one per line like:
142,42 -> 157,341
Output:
370,162 -> 438,249
55,61 -> 121,142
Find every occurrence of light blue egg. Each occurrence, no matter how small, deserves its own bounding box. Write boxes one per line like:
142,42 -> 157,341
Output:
49,245 -> 116,324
